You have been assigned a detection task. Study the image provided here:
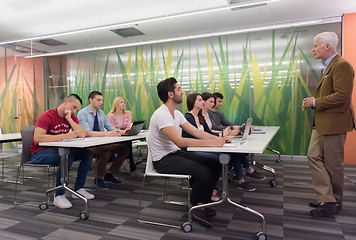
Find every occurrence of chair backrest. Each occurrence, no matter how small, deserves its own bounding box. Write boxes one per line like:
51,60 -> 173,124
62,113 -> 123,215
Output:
20,126 -> 34,164
144,132 -> 156,174
144,131 -> 191,179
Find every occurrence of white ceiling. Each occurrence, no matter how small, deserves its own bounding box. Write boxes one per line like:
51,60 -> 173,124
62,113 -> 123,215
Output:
1,0 -> 356,56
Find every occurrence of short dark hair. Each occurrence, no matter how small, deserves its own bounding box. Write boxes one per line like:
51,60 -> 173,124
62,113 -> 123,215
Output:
88,91 -> 102,102
213,92 -> 224,99
157,77 -> 177,103
212,92 -> 223,107
66,94 -> 83,105
201,92 -> 214,101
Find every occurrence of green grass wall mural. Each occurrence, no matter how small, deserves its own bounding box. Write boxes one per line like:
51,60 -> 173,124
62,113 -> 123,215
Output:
52,24 -> 339,156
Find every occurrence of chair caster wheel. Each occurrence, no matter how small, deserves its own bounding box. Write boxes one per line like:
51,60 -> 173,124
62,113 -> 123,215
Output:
39,203 -> 48,210
255,231 -> 267,240
269,179 -> 277,187
79,211 -> 89,220
181,222 -> 192,232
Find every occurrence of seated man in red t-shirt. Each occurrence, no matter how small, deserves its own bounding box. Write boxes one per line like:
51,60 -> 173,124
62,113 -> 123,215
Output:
30,94 -> 94,209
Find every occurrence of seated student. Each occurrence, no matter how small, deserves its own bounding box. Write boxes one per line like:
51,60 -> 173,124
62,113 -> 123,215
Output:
148,77 -> 225,228
77,91 -> 129,190
208,92 -> 240,135
201,92 -> 266,191
31,94 -> 94,209
107,97 -> 143,177
182,93 -> 229,200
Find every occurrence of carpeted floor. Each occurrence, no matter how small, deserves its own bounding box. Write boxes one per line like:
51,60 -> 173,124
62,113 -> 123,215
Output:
0,155 -> 356,240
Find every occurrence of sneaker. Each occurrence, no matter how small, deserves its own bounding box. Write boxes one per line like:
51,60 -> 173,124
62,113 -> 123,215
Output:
246,170 -> 266,180
93,178 -> 109,190
237,181 -> 256,192
72,188 -> 95,200
103,173 -> 121,184
54,195 -> 72,209
192,209 -> 213,228
211,189 -> 220,202
130,171 -> 144,178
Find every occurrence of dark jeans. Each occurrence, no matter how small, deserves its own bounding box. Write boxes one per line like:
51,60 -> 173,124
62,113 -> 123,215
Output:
153,150 -> 221,206
230,153 -> 250,180
31,147 -> 93,196
120,141 -> 136,172
193,151 -> 250,180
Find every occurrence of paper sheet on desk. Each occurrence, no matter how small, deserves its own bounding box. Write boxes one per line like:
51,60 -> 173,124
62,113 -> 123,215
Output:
62,138 -> 98,142
223,142 -> 238,148
62,138 -> 84,142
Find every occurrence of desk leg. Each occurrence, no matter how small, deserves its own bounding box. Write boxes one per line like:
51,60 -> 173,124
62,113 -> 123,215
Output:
220,153 -> 267,236
188,153 -> 267,238
40,147 -> 89,220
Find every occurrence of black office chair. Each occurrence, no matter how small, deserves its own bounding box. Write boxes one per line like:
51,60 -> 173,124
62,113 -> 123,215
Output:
13,127 -> 56,205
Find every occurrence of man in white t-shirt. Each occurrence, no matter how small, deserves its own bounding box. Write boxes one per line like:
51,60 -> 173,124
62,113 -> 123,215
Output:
148,77 -> 225,228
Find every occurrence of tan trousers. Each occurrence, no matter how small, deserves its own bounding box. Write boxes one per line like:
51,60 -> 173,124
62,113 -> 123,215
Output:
307,128 -> 346,204
90,144 -> 129,179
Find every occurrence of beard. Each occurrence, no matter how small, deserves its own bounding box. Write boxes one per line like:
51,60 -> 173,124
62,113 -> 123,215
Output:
173,94 -> 182,104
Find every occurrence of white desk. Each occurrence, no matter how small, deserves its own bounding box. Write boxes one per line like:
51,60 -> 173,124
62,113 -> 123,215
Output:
38,132 -> 146,219
0,133 -> 21,181
188,126 -> 279,154
187,126 -> 279,239
39,133 -> 146,148
0,133 -> 21,152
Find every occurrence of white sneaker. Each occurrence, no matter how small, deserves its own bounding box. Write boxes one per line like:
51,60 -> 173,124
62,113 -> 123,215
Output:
72,188 -> 95,200
54,195 -> 73,209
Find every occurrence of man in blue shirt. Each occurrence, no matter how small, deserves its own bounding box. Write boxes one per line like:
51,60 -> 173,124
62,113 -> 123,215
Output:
78,91 -> 129,190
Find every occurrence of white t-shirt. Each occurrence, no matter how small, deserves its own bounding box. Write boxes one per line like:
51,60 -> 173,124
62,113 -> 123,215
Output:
148,104 -> 187,161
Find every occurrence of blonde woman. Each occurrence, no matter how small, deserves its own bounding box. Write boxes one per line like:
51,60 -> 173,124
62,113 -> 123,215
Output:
108,97 -> 132,134
108,97 -> 143,177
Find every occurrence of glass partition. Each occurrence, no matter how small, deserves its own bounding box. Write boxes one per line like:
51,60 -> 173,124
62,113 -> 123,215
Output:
45,22 -> 342,155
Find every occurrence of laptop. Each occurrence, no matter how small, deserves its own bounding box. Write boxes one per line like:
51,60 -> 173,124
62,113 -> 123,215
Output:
237,117 -> 253,141
121,121 -> 144,136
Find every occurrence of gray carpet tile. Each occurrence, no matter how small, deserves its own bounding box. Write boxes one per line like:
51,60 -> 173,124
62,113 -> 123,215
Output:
0,155 -> 356,240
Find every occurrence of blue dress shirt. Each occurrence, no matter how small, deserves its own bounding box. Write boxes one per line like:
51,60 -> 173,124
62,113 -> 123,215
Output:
314,52 -> 339,107
77,105 -> 114,132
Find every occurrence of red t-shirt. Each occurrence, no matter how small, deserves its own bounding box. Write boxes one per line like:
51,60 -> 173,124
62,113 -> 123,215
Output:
30,108 -> 80,154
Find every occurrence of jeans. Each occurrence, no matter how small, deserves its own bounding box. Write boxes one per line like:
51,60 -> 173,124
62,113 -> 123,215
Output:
120,141 -> 136,172
31,147 -> 93,196
230,153 -> 250,180
153,150 -> 221,206
193,151 -> 250,180
90,143 -> 129,178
